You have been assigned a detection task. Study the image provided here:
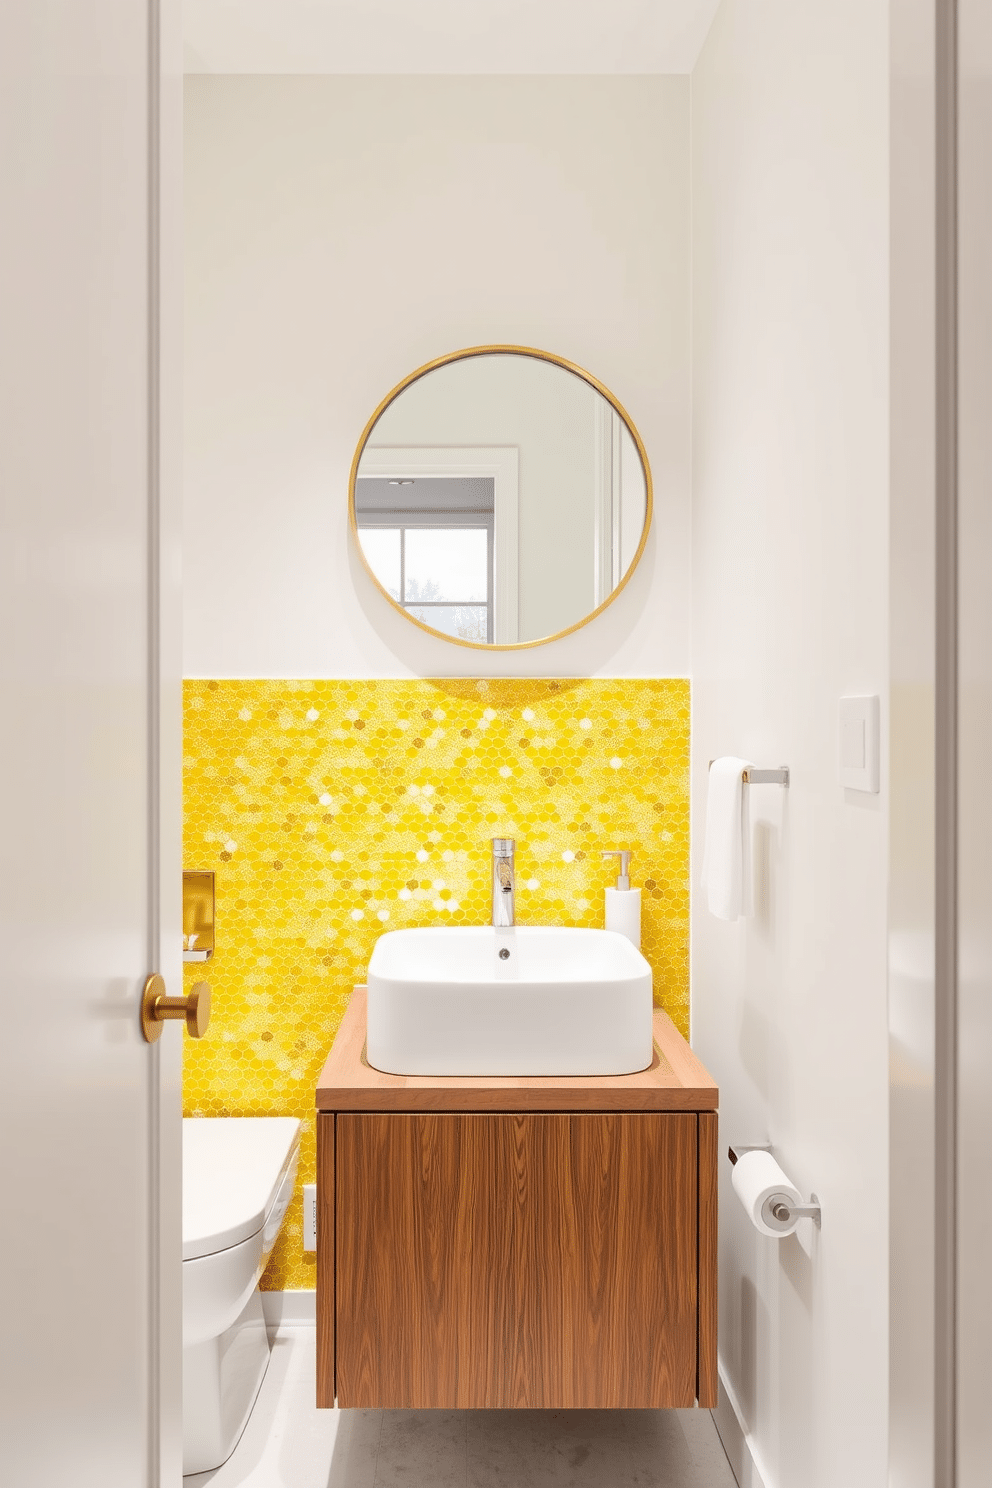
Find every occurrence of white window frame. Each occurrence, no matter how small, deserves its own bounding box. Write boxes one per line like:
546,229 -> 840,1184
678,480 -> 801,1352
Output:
359,445 -> 519,644
593,403 -> 623,607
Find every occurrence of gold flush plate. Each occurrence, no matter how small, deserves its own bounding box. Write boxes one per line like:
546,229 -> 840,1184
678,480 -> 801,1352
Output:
183,871 -> 215,961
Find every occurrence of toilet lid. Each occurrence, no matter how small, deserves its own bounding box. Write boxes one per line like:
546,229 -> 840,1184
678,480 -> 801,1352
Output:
183,1117 -> 301,1261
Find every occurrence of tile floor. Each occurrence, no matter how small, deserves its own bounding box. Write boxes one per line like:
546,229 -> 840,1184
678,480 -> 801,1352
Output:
186,1326 -> 738,1488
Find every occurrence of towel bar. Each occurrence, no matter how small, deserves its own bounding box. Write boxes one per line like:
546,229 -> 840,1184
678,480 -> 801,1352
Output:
707,762 -> 790,787
743,766 -> 790,786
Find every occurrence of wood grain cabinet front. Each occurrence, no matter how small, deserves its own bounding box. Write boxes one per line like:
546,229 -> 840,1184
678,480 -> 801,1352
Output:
319,1109 -> 715,1410
314,992 -> 718,1412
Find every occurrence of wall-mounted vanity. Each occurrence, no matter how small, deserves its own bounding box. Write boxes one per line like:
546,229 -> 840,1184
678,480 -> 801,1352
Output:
314,989 -> 718,1411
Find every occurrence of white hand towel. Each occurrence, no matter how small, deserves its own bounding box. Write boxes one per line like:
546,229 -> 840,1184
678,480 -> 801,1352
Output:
701,757 -> 753,921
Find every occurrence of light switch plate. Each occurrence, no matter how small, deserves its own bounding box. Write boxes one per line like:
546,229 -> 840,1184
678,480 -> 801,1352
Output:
839,696 -> 879,792
303,1184 -> 317,1251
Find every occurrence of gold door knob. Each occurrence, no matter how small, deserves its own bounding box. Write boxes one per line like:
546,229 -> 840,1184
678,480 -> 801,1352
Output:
141,974 -> 211,1043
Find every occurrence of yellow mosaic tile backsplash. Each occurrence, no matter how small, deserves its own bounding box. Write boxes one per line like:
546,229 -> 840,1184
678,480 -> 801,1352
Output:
183,678 -> 689,1290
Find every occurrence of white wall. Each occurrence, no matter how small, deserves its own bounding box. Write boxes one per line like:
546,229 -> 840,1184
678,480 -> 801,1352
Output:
181,0 -> 723,76
184,75 -> 690,677
691,6 -> 890,1488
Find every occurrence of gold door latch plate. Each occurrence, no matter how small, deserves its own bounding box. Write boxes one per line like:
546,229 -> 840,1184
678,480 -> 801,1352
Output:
141,974 -> 211,1043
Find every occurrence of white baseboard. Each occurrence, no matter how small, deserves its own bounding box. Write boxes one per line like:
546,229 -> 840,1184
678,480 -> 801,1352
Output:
260,1289 -> 316,1328
713,1363 -> 771,1488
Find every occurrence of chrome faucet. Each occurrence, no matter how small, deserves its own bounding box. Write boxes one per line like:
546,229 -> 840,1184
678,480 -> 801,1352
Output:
491,838 -> 515,928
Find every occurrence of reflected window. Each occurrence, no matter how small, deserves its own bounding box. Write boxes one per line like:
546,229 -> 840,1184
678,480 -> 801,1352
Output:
355,477 -> 494,643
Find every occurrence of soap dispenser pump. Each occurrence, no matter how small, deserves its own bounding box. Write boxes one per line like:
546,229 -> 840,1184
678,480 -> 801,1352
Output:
602,850 -> 641,948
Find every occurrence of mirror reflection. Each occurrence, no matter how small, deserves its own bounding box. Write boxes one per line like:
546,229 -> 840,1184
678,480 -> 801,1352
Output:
352,350 -> 651,647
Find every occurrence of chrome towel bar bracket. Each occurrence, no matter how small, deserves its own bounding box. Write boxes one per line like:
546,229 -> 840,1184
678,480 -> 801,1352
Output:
742,766 -> 790,786
707,762 -> 790,786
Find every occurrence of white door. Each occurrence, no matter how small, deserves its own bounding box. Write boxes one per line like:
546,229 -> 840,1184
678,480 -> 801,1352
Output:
0,4 -> 183,1484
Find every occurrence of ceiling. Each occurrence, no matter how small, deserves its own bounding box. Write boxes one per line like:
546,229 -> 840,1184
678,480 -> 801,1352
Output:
183,0 -> 723,75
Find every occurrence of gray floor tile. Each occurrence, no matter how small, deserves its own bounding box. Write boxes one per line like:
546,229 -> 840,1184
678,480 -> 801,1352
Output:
325,1408 -> 383,1488
466,1409 -> 632,1488
184,1330 -> 737,1488
374,1409 -> 469,1488
676,1409 -> 738,1485
625,1410 -> 737,1488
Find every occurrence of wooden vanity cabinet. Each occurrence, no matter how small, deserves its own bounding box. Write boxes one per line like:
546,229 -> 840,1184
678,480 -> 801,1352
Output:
316,991 -> 718,1412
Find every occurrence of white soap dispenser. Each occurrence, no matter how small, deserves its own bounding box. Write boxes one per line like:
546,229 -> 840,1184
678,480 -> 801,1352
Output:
602,850 -> 641,948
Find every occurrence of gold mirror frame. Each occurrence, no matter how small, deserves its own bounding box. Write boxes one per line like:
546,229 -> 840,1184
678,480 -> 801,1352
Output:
348,345 -> 653,651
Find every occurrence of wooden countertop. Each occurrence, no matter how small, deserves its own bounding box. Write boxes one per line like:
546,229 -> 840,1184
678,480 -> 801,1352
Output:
316,989 -> 718,1112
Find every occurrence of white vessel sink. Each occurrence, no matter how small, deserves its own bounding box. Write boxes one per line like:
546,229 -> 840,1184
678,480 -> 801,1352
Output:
366,926 -> 654,1077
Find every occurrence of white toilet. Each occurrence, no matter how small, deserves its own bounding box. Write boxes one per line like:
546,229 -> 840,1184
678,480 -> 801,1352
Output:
182,1116 -> 301,1477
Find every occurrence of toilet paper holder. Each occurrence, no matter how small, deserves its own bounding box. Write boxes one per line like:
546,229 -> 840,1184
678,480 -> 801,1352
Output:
729,1145 -> 822,1228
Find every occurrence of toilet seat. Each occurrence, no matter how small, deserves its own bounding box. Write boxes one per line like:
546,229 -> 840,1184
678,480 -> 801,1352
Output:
183,1116 -> 301,1261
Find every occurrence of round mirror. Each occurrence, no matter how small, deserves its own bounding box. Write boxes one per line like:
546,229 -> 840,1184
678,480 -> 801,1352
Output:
350,347 -> 652,648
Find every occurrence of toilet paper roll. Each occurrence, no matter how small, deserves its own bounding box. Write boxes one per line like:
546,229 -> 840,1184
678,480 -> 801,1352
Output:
731,1150 -> 804,1237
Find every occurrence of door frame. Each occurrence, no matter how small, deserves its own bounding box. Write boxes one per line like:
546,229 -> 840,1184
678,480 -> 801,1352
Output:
153,0 -> 184,1482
